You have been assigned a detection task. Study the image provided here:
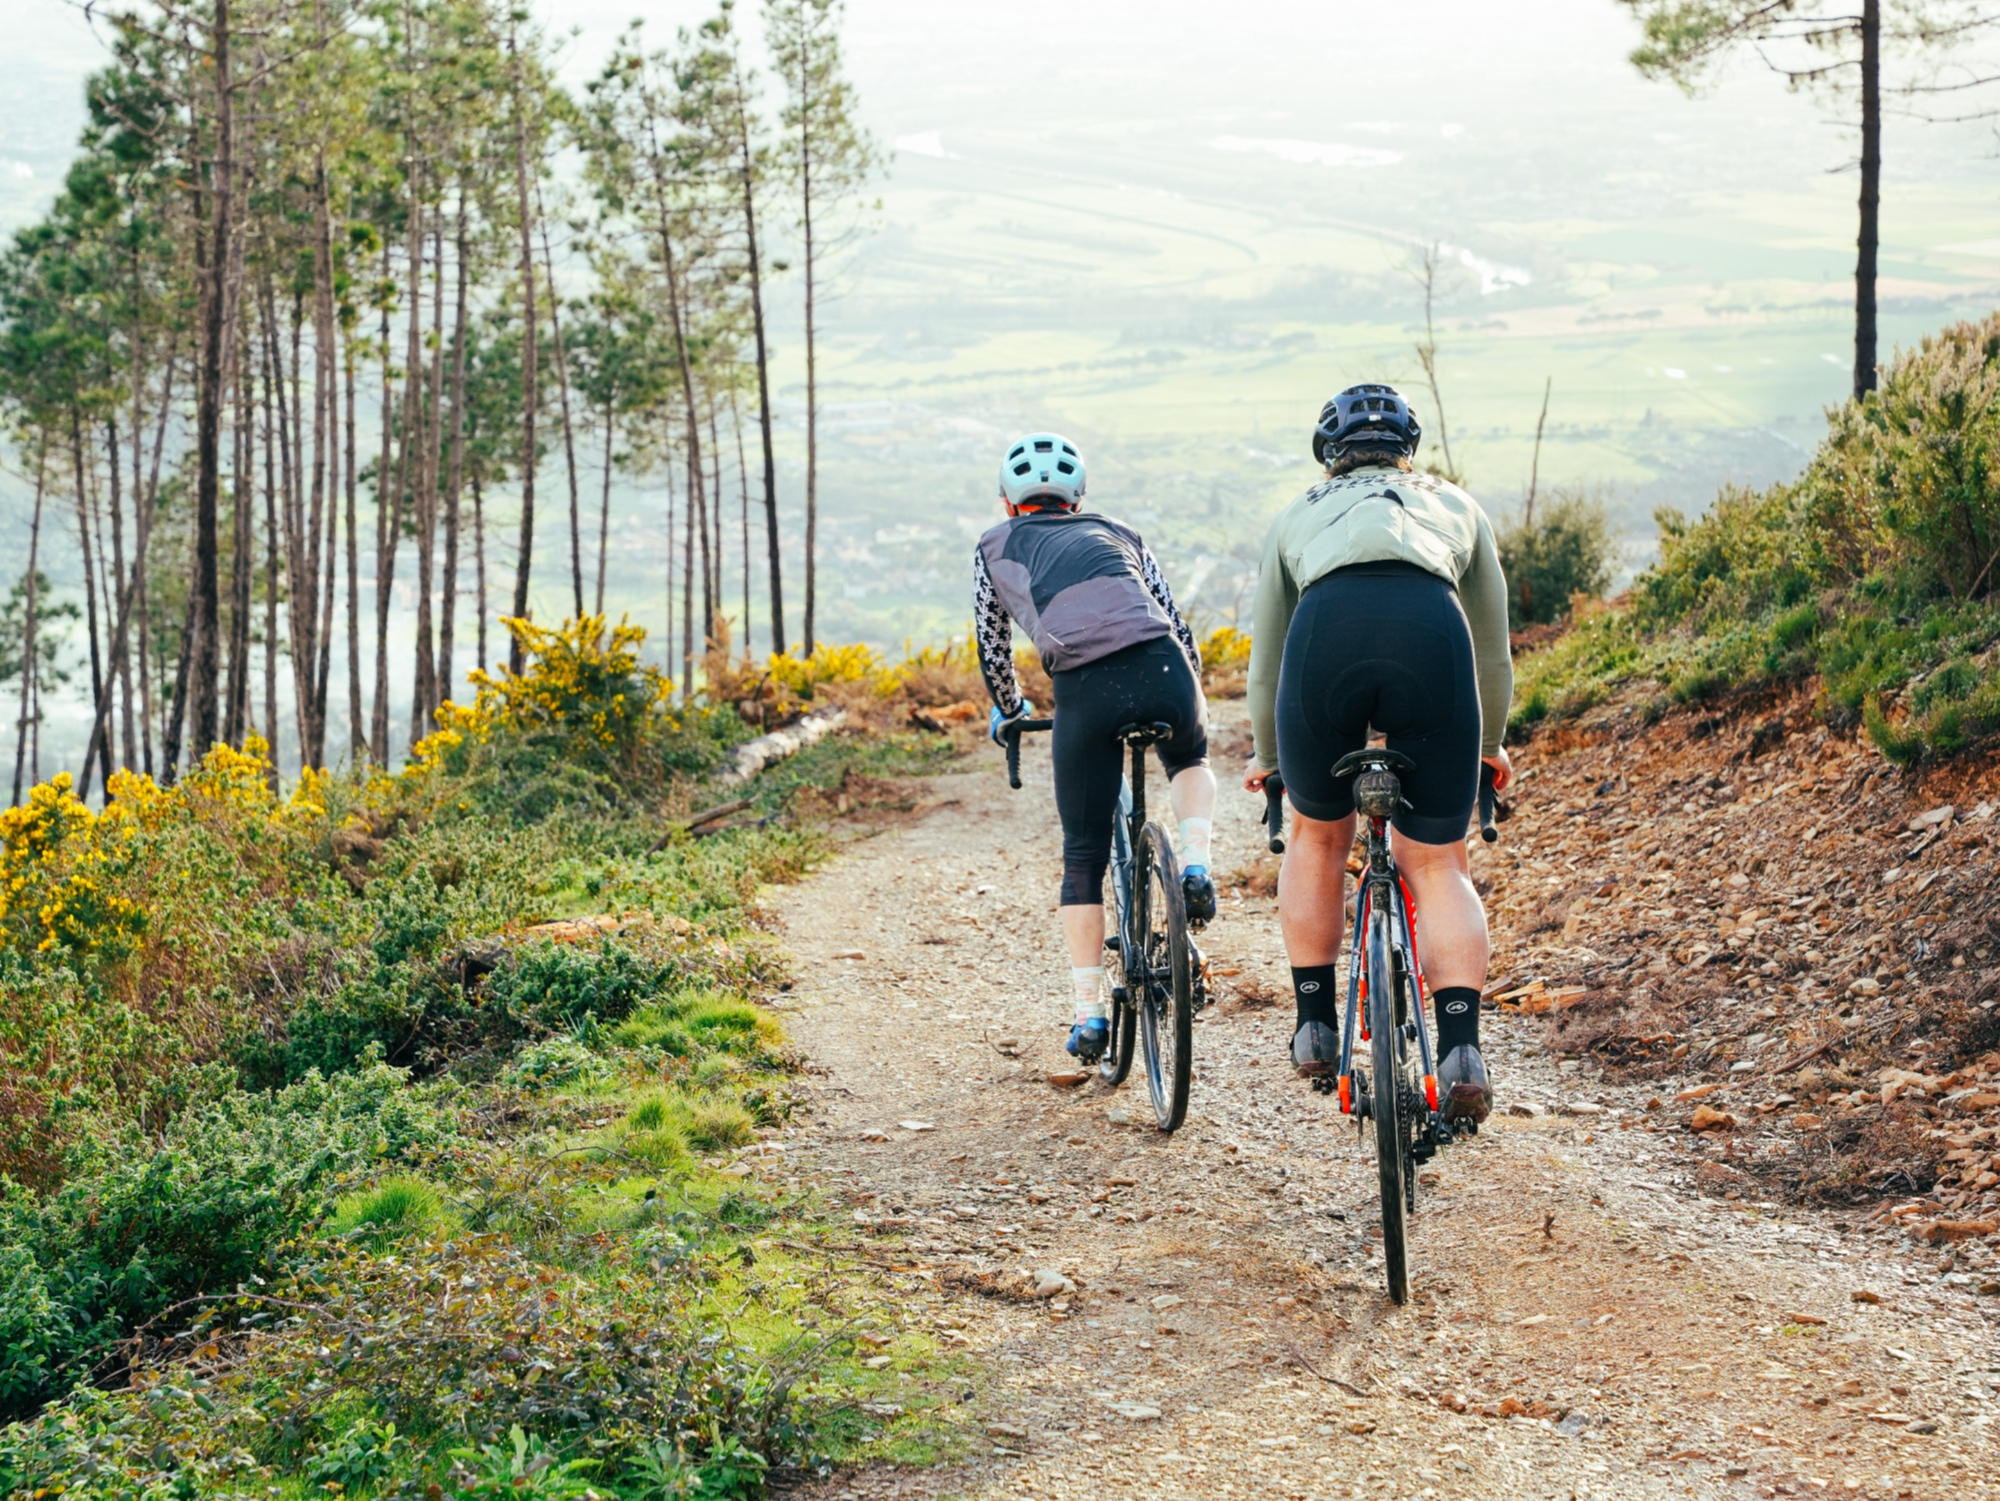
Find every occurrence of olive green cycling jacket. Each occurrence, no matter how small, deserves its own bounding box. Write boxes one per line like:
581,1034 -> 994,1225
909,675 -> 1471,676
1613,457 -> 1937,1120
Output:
1247,462 -> 1513,769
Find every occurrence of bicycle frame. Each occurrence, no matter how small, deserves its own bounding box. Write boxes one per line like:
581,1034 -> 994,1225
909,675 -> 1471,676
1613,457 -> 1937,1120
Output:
1335,816 -> 1441,1124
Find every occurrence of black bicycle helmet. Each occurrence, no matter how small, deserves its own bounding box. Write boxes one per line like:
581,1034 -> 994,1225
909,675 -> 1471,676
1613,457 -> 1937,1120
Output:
1311,383 -> 1422,467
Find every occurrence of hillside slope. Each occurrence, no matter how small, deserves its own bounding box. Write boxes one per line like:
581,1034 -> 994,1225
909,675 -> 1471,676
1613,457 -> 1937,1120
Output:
1483,683 -> 2000,1230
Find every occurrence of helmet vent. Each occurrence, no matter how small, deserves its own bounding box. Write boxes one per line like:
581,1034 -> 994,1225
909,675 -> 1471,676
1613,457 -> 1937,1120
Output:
1034,439 -> 1054,452
1012,461 -> 1032,476
1008,444 -> 1025,459
1056,460 -> 1075,474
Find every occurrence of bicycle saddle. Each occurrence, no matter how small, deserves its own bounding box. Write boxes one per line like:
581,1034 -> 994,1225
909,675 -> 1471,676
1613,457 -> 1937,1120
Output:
1331,748 -> 1417,779
1115,721 -> 1175,746
1332,748 -> 1415,820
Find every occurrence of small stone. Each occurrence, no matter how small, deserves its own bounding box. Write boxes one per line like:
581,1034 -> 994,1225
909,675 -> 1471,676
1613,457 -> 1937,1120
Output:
1677,1083 -> 1721,1102
1849,977 -> 1882,997
1729,1061 -> 1757,1073
1515,1313 -> 1549,1327
1978,1280 -> 2000,1296
898,1120 -> 936,1132
1507,1101 -> 1542,1118
986,1423 -> 1029,1440
1347,1419 -> 1377,1434
1915,1218 -> 1997,1243
1106,1108 -> 1131,1126
1783,1311 -> 1827,1326
1563,1102 -> 1604,1116
1151,1294 -> 1184,1311
1834,1378 -> 1864,1396
1047,1071 -> 1091,1088
1556,1412 -> 1589,1437
833,949 -> 866,960
1907,1420 -> 1938,1435
1109,1401 -> 1162,1421
864,1355 -> 893,1369
1850,1289 -> 1882,1305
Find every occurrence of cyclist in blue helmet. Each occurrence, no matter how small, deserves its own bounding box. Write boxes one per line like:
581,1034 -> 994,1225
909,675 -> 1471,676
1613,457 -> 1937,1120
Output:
975,432 -> 1218,1064
1243,385 -> 1514,1125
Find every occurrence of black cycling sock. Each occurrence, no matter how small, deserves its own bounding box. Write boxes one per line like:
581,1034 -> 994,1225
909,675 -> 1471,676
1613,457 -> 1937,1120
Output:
1291,964 -> 1341,1029
1433,986 -> 1481,1055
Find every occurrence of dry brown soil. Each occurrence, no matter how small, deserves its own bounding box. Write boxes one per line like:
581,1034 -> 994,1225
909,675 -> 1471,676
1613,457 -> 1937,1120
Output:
756,704 -> 1999,1501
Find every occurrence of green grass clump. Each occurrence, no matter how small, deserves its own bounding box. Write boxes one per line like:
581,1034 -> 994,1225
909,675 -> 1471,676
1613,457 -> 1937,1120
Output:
1510,312 -> 2000,760
328,1175 -> 456,1246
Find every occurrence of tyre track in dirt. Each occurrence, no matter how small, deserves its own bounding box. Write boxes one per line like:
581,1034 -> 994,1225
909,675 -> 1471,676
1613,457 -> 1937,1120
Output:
764,705 -> 1999,1501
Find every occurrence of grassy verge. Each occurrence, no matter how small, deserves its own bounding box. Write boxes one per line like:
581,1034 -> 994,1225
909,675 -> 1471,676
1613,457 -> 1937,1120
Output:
0,619 -> 987,1500
1509,313 -> 2000,759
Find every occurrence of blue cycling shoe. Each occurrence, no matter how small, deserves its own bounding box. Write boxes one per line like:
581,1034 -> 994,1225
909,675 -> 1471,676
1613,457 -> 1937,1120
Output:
1067,1018 -> 1111,1063
1181,864 -> 1216,926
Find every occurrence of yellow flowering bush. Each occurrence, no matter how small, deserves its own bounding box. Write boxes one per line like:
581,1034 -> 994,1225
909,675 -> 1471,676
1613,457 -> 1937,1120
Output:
465,615 -> 674,760
765,641 -> 883,697
0,774 -> 142,955
1199,625 -> 1253,698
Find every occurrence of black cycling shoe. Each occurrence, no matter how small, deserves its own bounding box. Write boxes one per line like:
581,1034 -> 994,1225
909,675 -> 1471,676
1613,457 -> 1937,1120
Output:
1181,866 -> 1217,925
1291,1020 -> 1339,1078
1437,1043 -> 1493,1126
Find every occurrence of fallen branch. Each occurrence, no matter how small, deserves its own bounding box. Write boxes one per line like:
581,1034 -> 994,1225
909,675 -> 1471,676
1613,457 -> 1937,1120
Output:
721,707 -> 847,785
646,797 -> 752,854
1284,1342 -> 1367,1396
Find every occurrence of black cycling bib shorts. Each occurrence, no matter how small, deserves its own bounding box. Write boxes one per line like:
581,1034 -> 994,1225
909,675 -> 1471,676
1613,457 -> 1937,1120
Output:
1275,561 -> 1481,845
1049,637 -> 1209,906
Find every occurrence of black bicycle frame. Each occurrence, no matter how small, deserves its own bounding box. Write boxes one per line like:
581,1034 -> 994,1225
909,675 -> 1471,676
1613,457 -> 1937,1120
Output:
1336,817 -> 1440,1122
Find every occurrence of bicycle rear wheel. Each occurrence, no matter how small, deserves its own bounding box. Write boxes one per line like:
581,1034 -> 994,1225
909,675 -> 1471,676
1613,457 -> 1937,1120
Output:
1134,823 -> 1193,1133
1367,904 -> 1411,1304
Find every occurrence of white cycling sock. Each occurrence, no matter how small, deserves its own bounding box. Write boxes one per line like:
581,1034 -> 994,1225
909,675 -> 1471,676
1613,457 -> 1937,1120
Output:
1178,817 -> 1213,871
1072,965 -> 1107,1022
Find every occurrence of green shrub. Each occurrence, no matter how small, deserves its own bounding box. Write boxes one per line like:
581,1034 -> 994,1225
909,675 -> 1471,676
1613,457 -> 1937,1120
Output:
502,1036 -> 612,1093
307,1413 -> 413,1491
486,940 -> 677,1034
0,1062 -> 460,1420
1497,488 -> 1615,627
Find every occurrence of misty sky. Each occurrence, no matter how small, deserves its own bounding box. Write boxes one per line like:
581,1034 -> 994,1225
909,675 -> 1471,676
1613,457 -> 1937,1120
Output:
5,0 -> 1999,772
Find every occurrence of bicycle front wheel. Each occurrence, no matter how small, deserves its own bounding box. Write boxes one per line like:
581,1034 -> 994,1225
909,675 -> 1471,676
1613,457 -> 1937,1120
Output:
1367,904 -> 1411,1304
1134,822 -> 1193,1133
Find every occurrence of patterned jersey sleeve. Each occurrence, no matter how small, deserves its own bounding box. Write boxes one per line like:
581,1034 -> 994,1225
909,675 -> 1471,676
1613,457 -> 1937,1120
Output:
1140,546 -> 1203,680
973,546 -> 1024,717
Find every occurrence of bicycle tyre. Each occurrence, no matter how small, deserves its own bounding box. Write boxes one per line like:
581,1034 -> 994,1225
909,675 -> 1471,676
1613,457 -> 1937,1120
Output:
1134,823 -> 1193,1133
1367,903 -> 1411,1304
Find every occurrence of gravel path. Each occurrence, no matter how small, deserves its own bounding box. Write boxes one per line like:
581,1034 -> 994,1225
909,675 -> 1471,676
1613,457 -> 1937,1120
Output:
765,707 -> 1999,1501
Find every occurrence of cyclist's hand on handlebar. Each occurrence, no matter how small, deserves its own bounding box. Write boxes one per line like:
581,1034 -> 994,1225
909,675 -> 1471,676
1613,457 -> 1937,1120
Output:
1482,747 -> 1514,793
990,702 -> 1036,747
1243,762 -> 1275,793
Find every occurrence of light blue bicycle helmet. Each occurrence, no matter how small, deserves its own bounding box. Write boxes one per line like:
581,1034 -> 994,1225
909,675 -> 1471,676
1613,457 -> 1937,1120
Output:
998,432 -> 1085,510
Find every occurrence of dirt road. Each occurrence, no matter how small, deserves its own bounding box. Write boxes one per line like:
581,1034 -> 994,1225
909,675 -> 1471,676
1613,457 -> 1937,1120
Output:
764,708 -> 1999,1501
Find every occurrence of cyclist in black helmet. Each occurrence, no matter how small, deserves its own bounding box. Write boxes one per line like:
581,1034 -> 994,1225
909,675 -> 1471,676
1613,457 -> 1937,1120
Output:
976,432 -> 1218,1064
1242,385 -> 1513,1125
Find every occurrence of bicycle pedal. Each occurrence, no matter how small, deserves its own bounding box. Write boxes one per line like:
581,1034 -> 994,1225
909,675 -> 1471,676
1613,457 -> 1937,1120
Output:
1310,1074 -> 1335,1096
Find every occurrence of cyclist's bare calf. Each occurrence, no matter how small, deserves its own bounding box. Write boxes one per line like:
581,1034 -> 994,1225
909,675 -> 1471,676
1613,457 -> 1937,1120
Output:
1276,812 -> 1488,987
1061,763 -> 1218,968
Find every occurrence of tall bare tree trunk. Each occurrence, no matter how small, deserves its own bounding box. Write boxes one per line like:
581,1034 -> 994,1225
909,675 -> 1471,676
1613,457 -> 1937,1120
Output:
345,344 -> 364,756
226,345 -> 251,743
535,203 -> 584,620
409,211 -> 446,743
728,38 -> 784,653
507,24 -> 540,673
439,190 -> 470,707
68,412 -> 109,800
595,392 -> 614,616
11,443 -> 47,806
801,125 -> 819,656
369,249 -> 396,764
731,387 -> 752,655
104,417 -> 135,774
262,313 -> 281,780
474,471 -> 489,670
186,0 -> 237,775
1854,0 -> 1880,401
